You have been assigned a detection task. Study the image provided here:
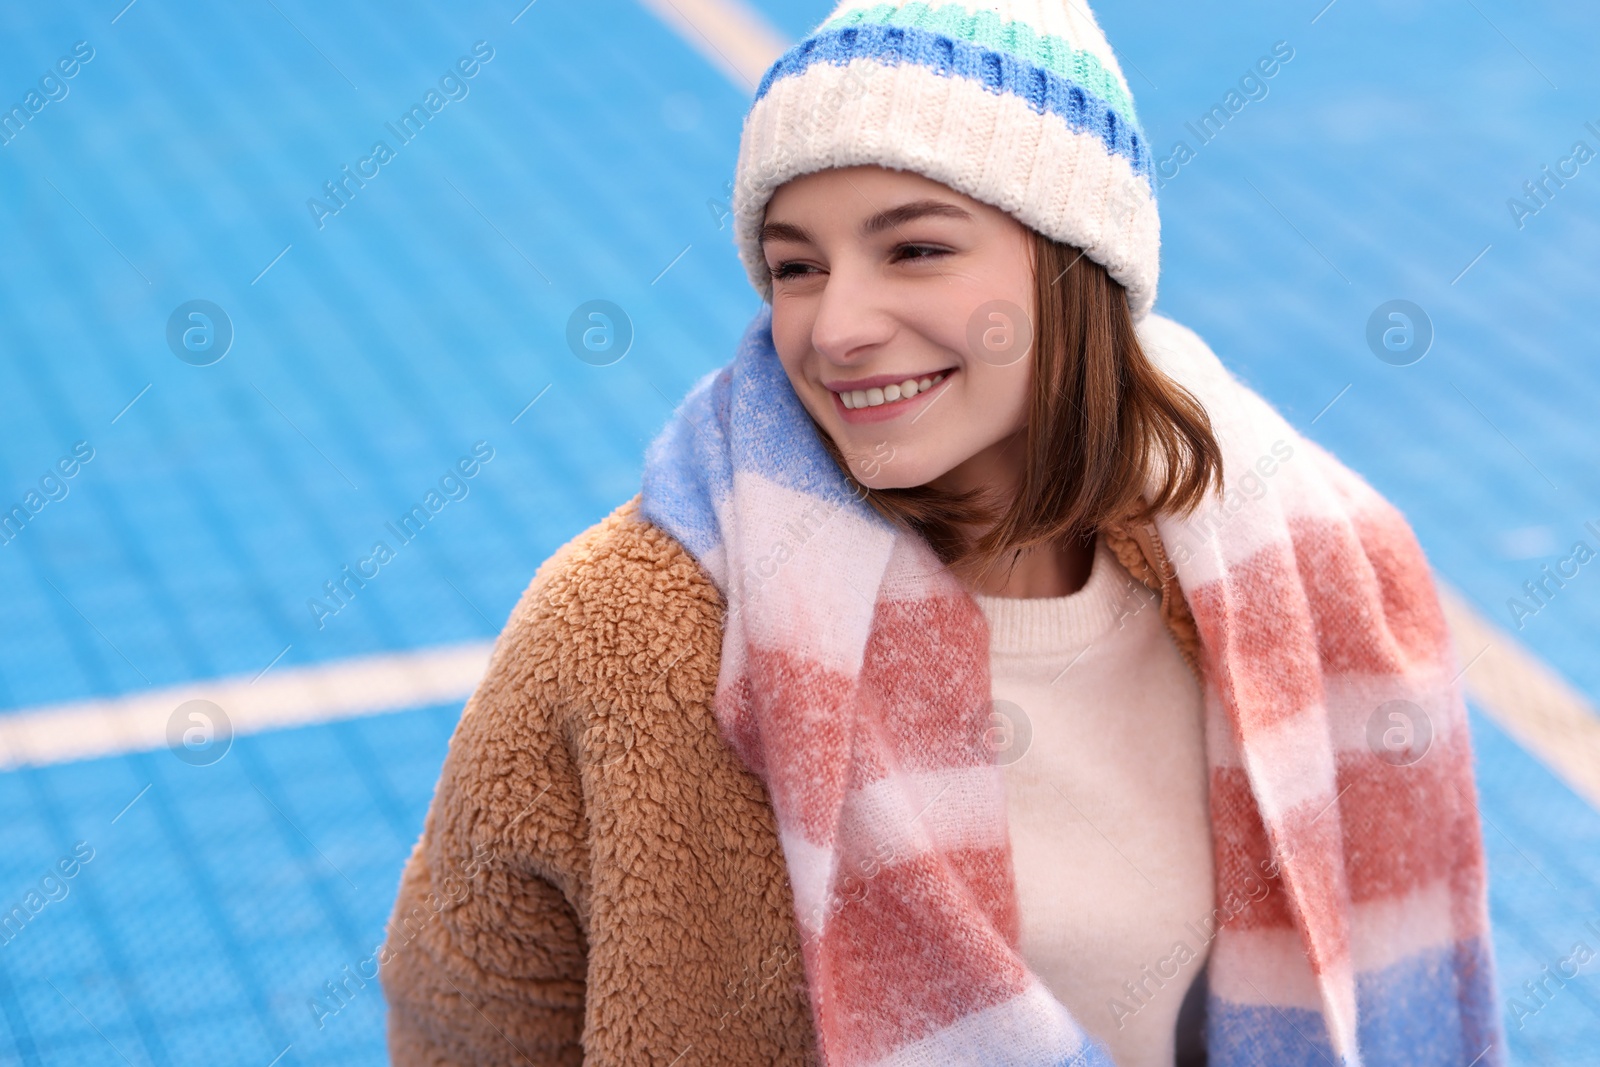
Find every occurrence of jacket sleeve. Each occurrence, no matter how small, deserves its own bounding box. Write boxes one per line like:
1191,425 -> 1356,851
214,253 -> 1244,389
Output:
381,551 -> 593,1066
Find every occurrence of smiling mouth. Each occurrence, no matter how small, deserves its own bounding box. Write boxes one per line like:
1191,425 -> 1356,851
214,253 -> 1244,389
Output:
831,369 -> 954,410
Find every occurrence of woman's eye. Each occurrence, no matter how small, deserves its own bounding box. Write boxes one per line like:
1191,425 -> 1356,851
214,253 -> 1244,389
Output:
768,246 -> 947,280
768,262 -> 814,280
894,244 -> 948,263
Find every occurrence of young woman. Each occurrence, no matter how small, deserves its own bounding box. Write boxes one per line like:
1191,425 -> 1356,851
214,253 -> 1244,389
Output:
380,3 -> 1504,1065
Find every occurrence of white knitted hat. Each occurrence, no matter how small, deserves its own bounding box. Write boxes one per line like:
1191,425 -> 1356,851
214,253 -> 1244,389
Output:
731,0 -> 1160,320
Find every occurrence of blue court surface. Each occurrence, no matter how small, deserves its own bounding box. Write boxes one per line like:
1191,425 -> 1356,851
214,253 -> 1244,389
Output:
0,0 -> 1597,1063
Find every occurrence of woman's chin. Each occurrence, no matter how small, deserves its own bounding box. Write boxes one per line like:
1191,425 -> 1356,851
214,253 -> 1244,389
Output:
840,456 -> 949,493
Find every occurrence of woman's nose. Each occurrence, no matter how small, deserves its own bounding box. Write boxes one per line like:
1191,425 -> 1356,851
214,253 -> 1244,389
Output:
810,267 -> 893,363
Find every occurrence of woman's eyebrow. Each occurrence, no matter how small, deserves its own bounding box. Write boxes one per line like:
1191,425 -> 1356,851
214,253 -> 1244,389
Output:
759,199 -> 974,247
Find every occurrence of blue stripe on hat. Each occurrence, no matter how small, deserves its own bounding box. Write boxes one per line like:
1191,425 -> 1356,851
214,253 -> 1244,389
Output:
753,23 -> 1153,185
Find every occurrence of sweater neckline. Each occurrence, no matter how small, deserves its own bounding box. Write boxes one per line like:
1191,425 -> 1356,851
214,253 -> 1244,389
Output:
968,534 -> 1138,656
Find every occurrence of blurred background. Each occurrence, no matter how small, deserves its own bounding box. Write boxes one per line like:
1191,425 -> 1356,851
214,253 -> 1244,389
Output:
0,0 -> 1597,1063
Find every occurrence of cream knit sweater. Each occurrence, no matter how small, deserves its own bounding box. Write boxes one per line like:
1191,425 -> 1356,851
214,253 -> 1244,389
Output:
972,533 -> 1215,1067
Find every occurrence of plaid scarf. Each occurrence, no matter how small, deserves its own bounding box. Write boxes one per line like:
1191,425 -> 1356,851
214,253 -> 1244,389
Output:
639,303 -> 1503,1066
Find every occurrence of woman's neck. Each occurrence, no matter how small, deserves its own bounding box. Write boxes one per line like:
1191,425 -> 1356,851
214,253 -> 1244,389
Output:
968,535 -> 1096,599
929,430 -> 1097,600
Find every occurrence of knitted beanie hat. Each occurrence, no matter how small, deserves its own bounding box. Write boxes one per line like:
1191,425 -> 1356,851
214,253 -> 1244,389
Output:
731,0 -> 1160,321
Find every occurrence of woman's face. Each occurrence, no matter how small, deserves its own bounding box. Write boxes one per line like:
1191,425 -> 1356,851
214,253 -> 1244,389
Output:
761,165 -> 1036,493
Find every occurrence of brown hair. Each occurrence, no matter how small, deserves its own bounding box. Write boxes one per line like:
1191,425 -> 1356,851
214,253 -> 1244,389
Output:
811,230 -> 1225,589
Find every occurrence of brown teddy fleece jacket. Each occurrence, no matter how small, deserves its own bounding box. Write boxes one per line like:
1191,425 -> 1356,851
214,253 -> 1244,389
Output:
379,491 -> 1202,1066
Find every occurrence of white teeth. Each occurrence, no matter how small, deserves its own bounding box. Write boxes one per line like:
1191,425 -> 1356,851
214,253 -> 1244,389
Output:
840,370 -> 948,410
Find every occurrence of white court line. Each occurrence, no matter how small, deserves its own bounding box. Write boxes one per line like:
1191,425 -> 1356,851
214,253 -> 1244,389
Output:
0,642 -> 492,771
1439,584 -> 1600,810
633,0 -> 789,94
0,577 -> 1595,822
